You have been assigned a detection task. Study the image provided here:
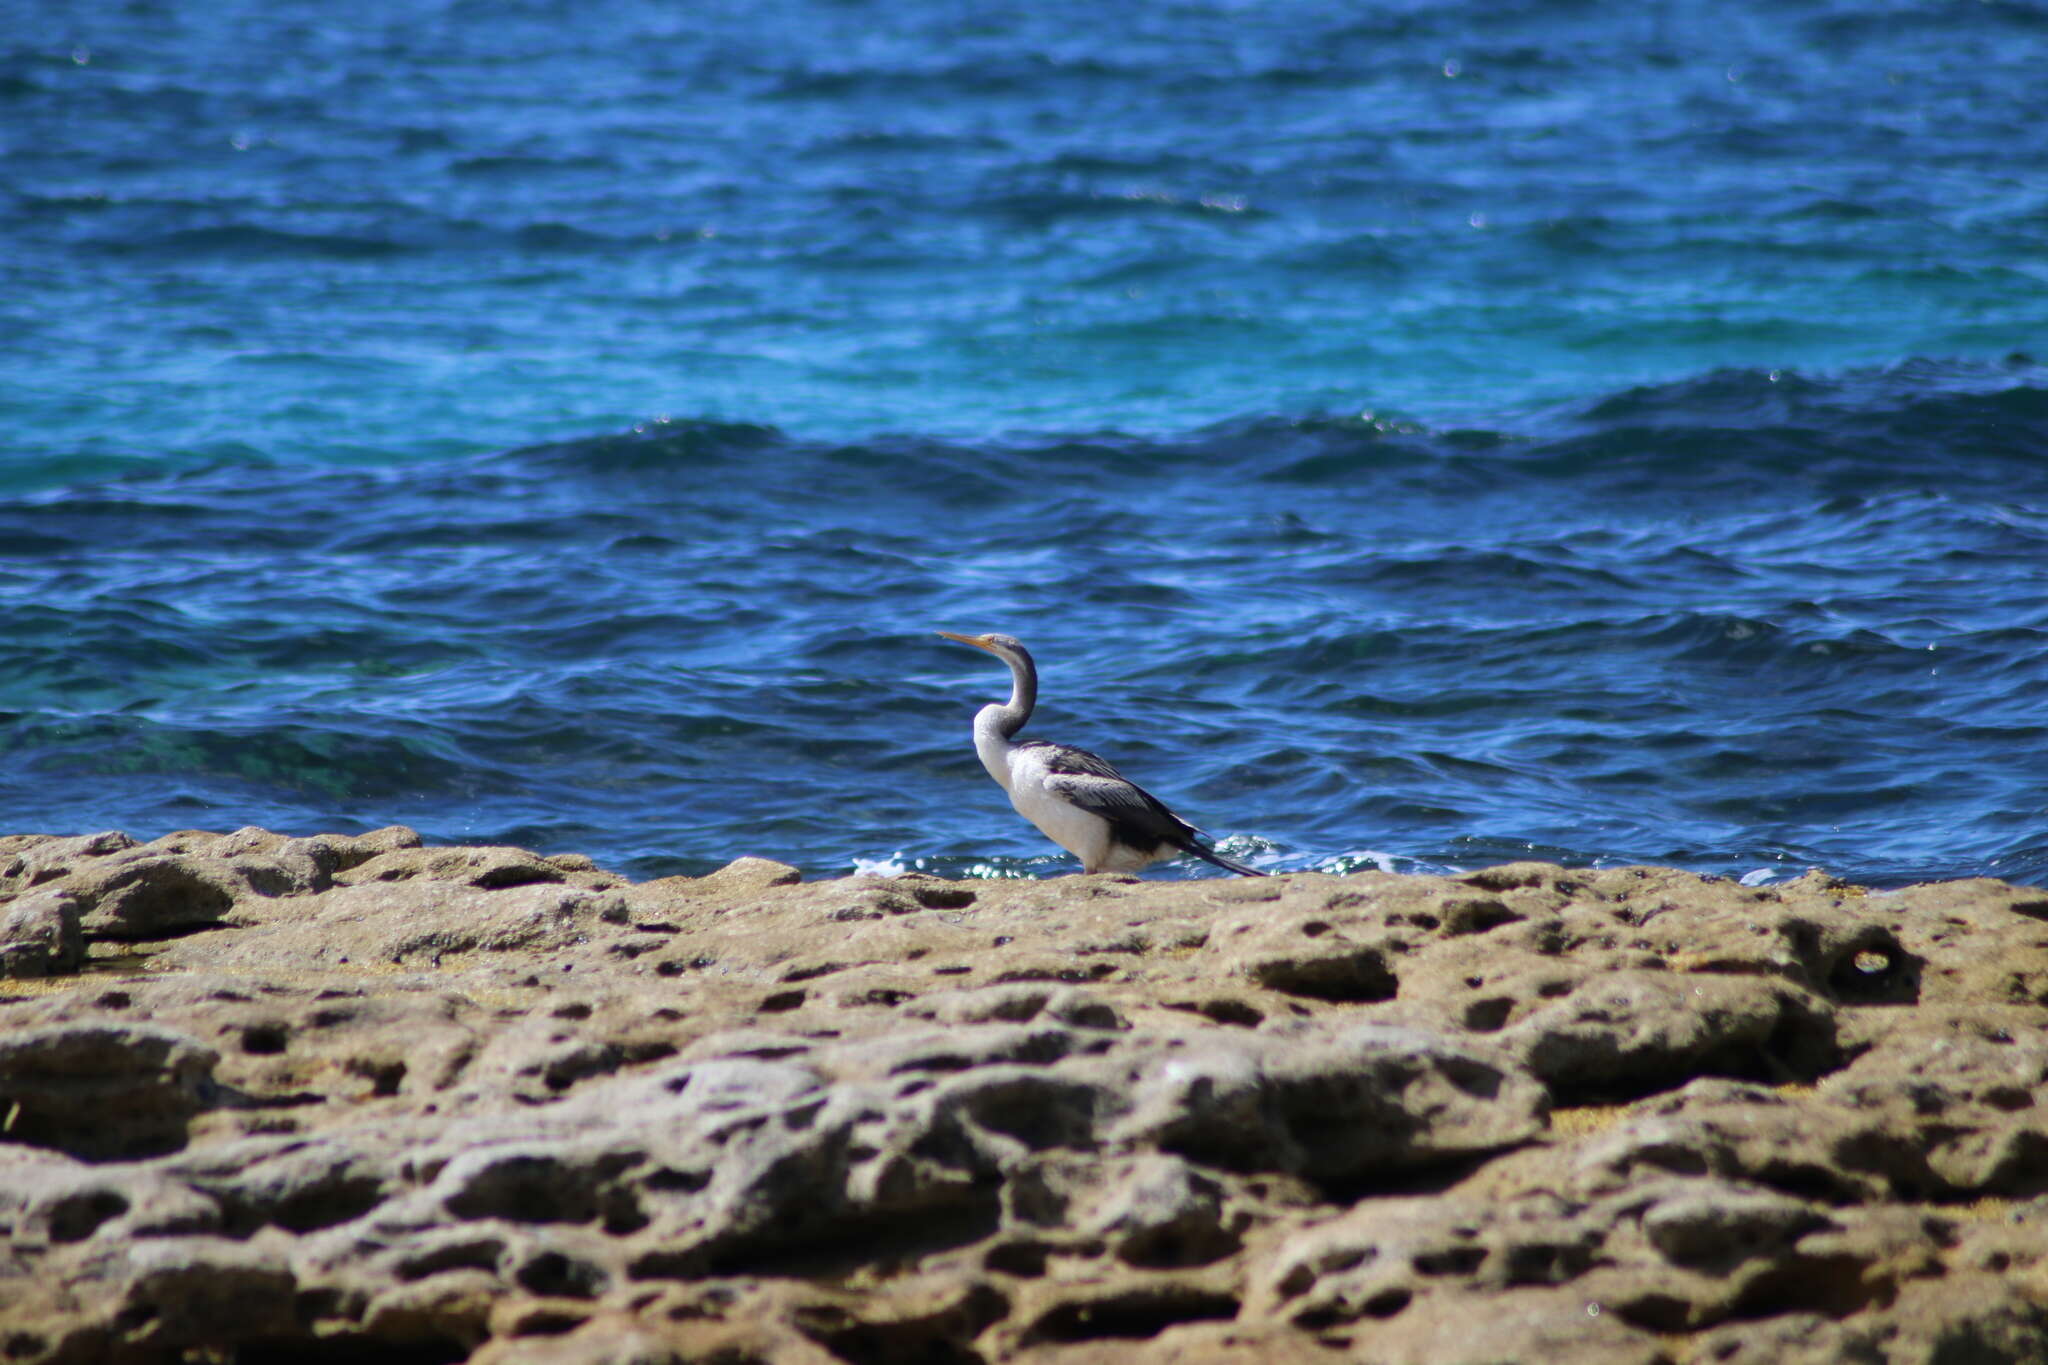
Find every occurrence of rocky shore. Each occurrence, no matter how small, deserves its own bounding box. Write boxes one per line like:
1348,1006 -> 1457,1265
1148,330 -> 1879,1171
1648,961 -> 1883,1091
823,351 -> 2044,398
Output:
3,826 -> 2047,1363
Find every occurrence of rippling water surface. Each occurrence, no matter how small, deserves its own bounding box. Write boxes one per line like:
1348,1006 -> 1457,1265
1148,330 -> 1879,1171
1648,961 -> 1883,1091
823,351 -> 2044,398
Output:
4,0 -> 2045,884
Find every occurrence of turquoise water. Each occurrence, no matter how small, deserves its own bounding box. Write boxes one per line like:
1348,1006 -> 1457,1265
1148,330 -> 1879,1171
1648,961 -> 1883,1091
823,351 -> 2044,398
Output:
4,0 -> 2046,883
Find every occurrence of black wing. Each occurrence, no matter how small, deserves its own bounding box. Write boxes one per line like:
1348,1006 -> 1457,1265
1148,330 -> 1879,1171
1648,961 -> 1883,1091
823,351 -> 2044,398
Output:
1017,740 -> 1204,852
1018,740 -> 1267,876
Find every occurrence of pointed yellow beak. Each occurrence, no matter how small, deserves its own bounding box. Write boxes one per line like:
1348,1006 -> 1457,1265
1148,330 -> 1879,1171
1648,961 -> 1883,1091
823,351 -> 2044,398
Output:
936,630 -> 1001,655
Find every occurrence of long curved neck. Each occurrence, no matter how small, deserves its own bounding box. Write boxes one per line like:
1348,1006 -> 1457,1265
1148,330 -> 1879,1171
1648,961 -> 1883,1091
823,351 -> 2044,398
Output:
970,649 -> 1035,791
983,649 -> 1035,741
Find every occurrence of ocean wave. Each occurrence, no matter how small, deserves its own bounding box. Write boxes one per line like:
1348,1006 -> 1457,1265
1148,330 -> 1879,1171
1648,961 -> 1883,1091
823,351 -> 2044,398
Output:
6,357 -> 2044,501
5,358 -> 2046,885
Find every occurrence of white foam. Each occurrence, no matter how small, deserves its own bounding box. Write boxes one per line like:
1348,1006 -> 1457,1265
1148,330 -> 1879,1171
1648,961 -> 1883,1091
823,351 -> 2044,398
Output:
851,851 -> 911,877
1318,849 -> 1402,875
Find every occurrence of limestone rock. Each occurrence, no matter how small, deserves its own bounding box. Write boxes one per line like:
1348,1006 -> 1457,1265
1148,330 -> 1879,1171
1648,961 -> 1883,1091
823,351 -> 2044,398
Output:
68,855 -> 247,939
0,888 -> 84,978
0,831 -> 138,894
699,856 -> 804,892
0,1022 -> 218,1159
334,843 -> 571,890
1111,1024 -> 1546,1185
2,831 -> 2047,1363
1501,970 -> 1840,1098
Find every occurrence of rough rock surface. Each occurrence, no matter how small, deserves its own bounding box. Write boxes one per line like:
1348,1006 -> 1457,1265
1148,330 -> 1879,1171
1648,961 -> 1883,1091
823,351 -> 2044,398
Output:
3,831 -> 2048,1363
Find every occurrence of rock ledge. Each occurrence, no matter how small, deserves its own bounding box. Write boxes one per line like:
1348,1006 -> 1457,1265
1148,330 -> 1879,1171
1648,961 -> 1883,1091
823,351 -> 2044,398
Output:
3,829 -> 2047,1363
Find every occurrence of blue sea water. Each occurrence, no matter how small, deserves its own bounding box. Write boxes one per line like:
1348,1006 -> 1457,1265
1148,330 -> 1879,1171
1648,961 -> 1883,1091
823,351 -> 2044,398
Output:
3,0 -> 2045,885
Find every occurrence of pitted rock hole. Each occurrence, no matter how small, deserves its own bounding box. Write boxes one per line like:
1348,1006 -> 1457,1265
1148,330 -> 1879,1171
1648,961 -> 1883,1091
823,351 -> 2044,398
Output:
1024,1287 -> 1241,1344
46,1188 -> 129,1243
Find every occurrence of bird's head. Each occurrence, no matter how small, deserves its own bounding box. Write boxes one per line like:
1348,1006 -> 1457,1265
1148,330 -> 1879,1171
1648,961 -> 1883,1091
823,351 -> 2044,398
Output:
937,631 -> 1033,667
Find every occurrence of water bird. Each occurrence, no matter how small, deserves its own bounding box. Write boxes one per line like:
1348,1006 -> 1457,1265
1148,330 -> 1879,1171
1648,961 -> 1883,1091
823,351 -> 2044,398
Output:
937,631 -> 1266,877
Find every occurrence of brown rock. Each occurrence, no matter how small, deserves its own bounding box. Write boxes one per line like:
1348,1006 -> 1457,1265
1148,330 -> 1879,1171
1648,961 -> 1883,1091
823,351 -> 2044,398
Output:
0,1022 -> 218,1159
2,828 -> 2047,1364
0,889 -> 84,978
0,831 -> 138,894
1502,969 -> 1840,1097
700,855 -> 805,891
69,855 -> 246,939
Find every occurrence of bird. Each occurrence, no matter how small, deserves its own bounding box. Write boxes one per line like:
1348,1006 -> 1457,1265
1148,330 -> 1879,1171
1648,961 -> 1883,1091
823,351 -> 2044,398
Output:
937,631 -> 1266,876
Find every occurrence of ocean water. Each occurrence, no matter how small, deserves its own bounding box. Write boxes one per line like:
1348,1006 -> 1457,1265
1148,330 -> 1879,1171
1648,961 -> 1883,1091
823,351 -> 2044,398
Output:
3,0 -> 2045,885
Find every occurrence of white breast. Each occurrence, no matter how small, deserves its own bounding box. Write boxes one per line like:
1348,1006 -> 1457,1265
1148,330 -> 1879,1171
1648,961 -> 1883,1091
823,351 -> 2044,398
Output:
1004,745 -> 1115,868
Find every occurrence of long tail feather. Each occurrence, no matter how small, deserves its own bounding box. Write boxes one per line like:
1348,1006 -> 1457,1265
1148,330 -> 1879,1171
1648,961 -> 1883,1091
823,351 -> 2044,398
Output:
1184,841 -> 1267,877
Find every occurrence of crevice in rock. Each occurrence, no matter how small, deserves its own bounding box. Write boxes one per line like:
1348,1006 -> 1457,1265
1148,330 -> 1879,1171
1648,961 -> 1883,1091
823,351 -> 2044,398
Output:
541,1039 -> 678,1093
1244,947 -> 1398,1004
782,961 -> 853,983
1315,1145 -> 1528,1207
990,964 -> 1117,984
644,1165 -> 711,1194
983,1240 -> 1052,1277
1163,998 -> 1264,1027
795,1283 -> 1005,1365
1021,1286 -> 1241,1343
239,1023 -> 290,1054
235,1336 -> 468,1365
345,1056 -> 408,1097
1,1331 -> 50,1362
1610,1290 -> 1694,1333
515,1248 -> 608,1298
1746,1160 -> 1870,1208
1439,897 -> 1523,936
504,1304 -> 590,1337
1535,1007 -> 1847,1108
1413,1244 -> 1487,1276
1116,1221 -> 1243,1269
83,917 -> 228,946
954,1076 -> 1101,1151
636,1194 -> 1004,1282
469,863 -> 565,890
888,1030 -> 1077,1076
215,1172 -> 388,1236
1461,996 -> 1514,1031
396,1236 -> 506,1281
854,988 -> 915,1006
1292,1285 -> 1411,1331
209,1079 -> 325,1112
44,1188 -> 129,1242
1732,1252 -> 1890,1320
443,1152 -> 643,1226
